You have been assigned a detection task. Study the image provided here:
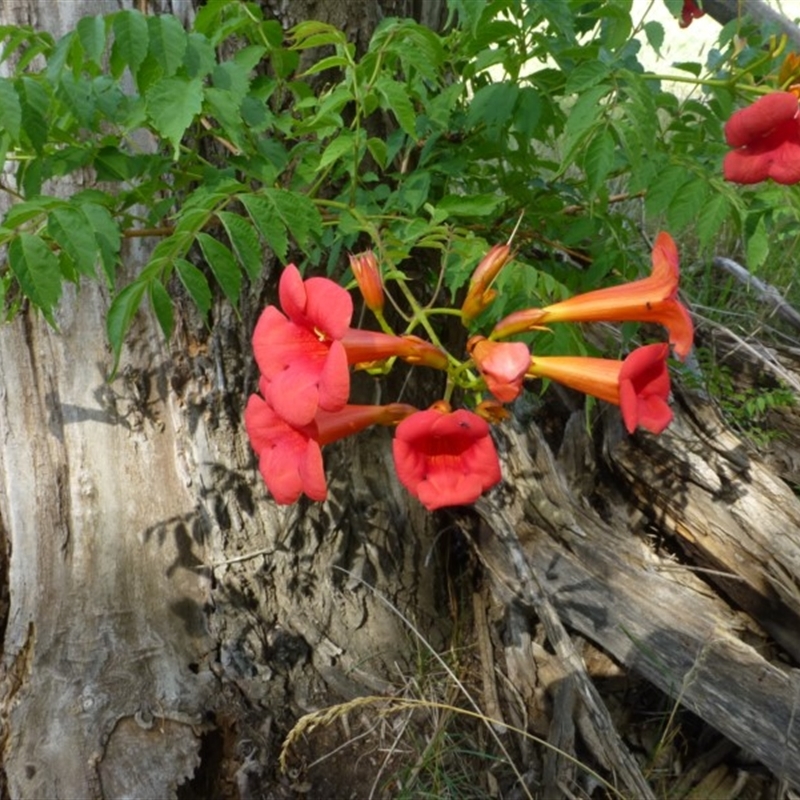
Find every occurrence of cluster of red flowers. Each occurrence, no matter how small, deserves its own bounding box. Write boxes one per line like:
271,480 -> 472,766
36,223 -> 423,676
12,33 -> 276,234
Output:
244,260 -> 445,504
243,9 -> 800,511
245,235 -> 693,511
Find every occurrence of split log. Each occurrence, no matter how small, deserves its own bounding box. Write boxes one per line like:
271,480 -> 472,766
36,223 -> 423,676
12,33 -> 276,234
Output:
471,387 -> 800,790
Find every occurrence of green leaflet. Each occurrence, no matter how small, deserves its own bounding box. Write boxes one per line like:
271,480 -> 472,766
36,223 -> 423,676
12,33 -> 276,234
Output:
0,77 -> 21,141
8,233 -> 61,323
48,206 -> 100,278
197,232 -> 242,306
111,9 -> 149,77
147,14 -> 187,77
216,212 -> 262,281
148,278 -> 174,340
107,280 -> 147,374
145,75 -> 203,158
175,258 -> 212,317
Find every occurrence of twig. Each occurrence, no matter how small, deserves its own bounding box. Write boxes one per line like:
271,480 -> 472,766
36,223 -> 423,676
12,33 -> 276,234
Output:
472,591 -> 506,734
562,190 -> 645,216
713,255 -> 800,334
198,548 -> 274,569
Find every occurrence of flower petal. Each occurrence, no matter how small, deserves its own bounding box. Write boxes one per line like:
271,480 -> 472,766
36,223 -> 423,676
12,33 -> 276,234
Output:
724,92 -> 799,148
298,440 -> 327,502
276,263 -> 353,338
252,305 -> 293,377
303,277 -> 353,340
267,369 -> 318,428
317,340 -> 350,413
618,343 -> 673,433
244,393 -> 279,456
651,231 -> 679,285
277,264 -> 308,323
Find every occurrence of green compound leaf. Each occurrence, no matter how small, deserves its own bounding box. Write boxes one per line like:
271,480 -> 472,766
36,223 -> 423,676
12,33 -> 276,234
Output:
8,233 -> 62,323
196,232 -> 242,306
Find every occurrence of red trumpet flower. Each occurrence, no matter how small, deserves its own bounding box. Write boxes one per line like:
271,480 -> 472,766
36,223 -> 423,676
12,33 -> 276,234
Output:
468,336 -> 530,403
493,233 -> 693,361
252,264 -> 353,428
723,92 -> 800,185
526,343 -> 673,434
246,376 -> 417,504
392,403 -> 502,510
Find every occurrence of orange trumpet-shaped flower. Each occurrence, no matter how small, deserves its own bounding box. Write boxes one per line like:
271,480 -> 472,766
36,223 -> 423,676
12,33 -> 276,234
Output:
349,250 -> 384,313
468,336 -> 530,403
526,343 -> 673,434
341,328 -> 449,370
492,232 -> 693,360
461,244 -> 512,324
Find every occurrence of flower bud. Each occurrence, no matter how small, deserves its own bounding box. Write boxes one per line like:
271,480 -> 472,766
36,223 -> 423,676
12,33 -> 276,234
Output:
475,400 -> 510,423
461,244 -> 512,324
349,251 -> 384,313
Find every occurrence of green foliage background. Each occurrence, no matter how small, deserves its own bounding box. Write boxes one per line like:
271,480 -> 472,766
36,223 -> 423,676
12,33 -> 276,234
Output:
0,0 -> 796,374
